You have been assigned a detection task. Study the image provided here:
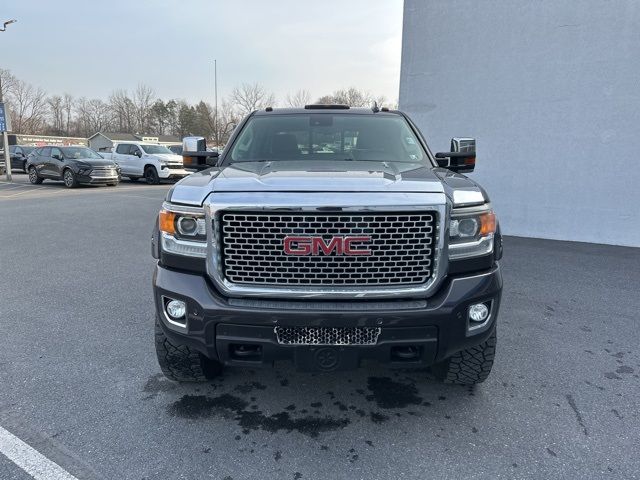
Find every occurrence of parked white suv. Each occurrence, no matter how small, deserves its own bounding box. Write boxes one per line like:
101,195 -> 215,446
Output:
104,142 -> 190,184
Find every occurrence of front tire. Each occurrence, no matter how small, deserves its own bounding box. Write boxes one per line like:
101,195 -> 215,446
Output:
144,166 -> 160,185
63,169 -> 78,188
432,329 -> 497,385
155,318 -> 223,382
28,167 -> 43,184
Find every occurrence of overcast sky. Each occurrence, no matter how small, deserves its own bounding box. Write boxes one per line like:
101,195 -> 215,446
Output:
1,0 -> 403,104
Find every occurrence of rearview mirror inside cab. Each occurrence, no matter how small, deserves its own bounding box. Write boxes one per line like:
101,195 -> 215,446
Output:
435,137 -> 476,173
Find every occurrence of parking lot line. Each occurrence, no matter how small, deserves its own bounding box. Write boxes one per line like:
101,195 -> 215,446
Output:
0,425 -> 79,480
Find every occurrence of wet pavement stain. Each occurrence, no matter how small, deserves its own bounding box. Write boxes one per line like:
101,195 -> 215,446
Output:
143,374 -> 178,394
370,412 -> 389,423
234,382 -> 267,394
168,394 -> 350,438
615,365 -> 634,374
566,394 -> 588,437
365,377 -> 423,408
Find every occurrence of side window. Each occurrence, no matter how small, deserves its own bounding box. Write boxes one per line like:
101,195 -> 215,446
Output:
41,147 -> 52,157
116,144 -> 131,154
51,148 -> 62,159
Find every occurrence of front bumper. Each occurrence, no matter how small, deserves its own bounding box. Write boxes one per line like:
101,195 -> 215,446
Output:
153,264 -> 502,371
159,167 -> 190,179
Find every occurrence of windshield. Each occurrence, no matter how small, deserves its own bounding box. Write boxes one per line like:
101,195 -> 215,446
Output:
61,147 -> 103,159
141,145 -> 174,155
229,114 -> 427,163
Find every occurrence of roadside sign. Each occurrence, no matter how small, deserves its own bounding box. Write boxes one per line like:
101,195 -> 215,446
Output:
0,102 -> 11,132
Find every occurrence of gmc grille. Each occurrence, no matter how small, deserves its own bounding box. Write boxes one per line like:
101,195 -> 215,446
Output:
220,212 -> 436,286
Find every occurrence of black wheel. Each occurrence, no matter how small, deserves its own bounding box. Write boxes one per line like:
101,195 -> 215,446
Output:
63,169 -> 78,188
155,318 -> 223,382
432,328 -> 496,385
28,166 -> 43,184
144,167 -> 160,185
128,176 -> 139,182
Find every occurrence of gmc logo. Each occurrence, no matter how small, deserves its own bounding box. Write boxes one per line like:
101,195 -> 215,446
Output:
283,236 -> 372,256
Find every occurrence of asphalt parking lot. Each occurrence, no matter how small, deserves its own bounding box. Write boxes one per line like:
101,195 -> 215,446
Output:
0,174 -> 638,480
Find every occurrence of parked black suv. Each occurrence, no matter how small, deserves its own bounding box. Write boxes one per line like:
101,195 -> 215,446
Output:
8,145 -> 36,173
152,106 -> 503,384
26,146 -> 121,188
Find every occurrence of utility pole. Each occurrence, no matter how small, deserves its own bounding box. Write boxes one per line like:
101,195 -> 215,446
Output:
1,19 -> 17,182
0,74 -> 12,182
213,59 -> 218,148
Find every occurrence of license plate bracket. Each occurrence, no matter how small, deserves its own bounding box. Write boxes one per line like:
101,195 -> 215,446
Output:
294,346 -> 359,372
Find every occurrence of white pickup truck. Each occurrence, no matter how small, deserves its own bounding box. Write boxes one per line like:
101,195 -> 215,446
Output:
101,142 -> 190,184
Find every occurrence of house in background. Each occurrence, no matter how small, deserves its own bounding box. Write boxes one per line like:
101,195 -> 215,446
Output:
88,132 -> 181,152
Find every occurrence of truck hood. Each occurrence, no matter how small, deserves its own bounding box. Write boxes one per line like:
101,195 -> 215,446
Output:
213,160 -> 445,193
167,160 -> 488,207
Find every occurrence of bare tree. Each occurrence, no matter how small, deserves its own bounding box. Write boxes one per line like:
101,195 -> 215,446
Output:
315,87 -> 380,107
76,97 -> 113,136
133,83 -> 155,133
0,68 -> 17,102
62,93 -> 74,135
231,83 -> 275,116
214,100 -> 241,145
109,89 -> 136,133
285,89 -> 311,107
6,79 -> 48,133
47,95 -> 64,134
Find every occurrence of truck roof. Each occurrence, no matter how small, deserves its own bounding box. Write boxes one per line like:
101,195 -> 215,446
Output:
253,106 -> 400,116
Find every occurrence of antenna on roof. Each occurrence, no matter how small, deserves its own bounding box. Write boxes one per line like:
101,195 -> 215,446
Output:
372,102 -> 380,113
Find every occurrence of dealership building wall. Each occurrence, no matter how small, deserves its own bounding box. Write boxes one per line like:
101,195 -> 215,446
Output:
399,0 -> 639,247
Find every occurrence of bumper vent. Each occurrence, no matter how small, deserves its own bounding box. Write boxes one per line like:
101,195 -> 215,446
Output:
274,326 -> 381,346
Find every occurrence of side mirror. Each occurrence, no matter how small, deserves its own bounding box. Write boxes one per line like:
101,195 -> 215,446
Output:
182,136 -> 219,170
133,150 -> 142,158
435,138 -> 476,173
52,154 -> 63,161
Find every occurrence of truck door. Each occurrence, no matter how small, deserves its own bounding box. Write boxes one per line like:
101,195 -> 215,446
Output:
114,143 -> 132,174
127,145 -> 145,176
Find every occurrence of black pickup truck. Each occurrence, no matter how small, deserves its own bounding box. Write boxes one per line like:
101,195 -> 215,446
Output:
151,105 -> 502,384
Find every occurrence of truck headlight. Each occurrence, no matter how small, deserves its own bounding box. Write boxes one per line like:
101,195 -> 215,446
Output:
159,203 -> 207,257
449,208 -> 496,260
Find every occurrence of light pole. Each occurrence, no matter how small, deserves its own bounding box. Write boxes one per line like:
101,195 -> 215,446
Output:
1,19 -> 17,181
213,59 -> 218,148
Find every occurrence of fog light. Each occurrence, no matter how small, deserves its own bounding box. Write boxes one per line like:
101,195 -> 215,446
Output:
166,299 -> 186,320
469,303 -> 489,323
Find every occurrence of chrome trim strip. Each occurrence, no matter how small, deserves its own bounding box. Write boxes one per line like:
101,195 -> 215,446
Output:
204,192 -> 449,299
